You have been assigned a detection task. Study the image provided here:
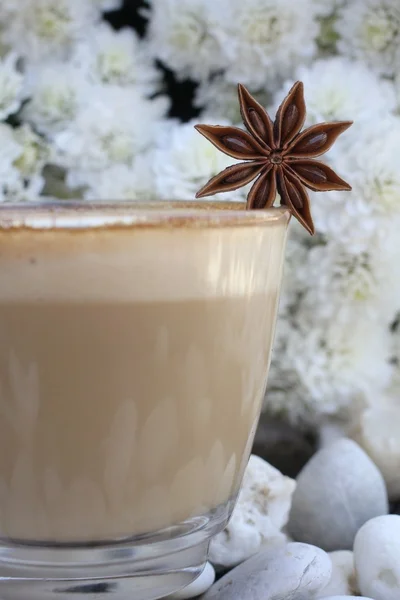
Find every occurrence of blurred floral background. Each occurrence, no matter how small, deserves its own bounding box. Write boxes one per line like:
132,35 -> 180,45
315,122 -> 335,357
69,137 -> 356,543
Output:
0,0 -> 399,435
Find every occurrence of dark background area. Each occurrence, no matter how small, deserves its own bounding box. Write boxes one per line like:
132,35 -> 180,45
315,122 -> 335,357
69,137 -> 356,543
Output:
106,0 -> 200,121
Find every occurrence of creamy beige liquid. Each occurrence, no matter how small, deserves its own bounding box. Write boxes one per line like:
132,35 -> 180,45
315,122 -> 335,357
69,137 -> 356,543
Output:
0,207 -> 288,543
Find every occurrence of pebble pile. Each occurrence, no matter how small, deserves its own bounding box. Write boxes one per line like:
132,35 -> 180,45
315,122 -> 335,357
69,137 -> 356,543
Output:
166,437 -> 399,599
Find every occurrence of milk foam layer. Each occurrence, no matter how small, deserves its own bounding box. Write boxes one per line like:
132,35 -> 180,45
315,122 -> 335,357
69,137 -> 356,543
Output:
0,210 -> 288,302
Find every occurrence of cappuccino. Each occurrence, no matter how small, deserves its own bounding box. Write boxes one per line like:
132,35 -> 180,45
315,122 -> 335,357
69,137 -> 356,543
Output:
0,203 -> 289,543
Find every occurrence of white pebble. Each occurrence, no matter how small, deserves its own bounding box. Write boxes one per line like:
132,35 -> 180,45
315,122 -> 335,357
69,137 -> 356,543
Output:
288,439 -> 388,551
200,542 -> 331,600
354,514 -> 400,600
168,563 -> 215,599
317,550 -> 358,597
354,406 -> 400,499
209,455 -> 295,567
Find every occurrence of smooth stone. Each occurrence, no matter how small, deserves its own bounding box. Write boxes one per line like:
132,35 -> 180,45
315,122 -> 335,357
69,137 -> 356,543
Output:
354,514 -> 400,600
209,455 -> 296,567
200,542 -> 331,600
316,551 -> 358,597
167,563 -> 215,599
288,439 -> 388,551
353,406 -> 400,500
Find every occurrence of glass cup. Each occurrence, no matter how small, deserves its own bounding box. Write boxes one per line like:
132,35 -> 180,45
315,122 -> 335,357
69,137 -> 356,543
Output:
0,201 -> 290,600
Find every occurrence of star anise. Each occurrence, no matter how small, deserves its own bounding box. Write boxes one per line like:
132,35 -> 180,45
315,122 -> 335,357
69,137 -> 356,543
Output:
195,82 -> 352,234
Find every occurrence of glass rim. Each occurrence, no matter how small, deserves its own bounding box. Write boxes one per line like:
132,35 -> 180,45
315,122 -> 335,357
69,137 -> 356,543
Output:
0,200 -> 291,231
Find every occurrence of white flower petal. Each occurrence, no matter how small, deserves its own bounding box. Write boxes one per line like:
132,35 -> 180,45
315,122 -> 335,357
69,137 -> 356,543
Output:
70,157 -> 156,202
3,0 -> 99,60
152,118 -> 248,202
0,53 -> 26,120
336,0 -> 400,77
276,57 -> 397,125
215,0 -> 320,87
72,22 -> 161,94
146,0 -> 227,81
22,61 -> 91,136
53,88 -> 169,173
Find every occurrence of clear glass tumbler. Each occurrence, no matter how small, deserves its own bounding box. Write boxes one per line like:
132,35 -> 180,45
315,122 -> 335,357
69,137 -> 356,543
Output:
0,201 -> 290,600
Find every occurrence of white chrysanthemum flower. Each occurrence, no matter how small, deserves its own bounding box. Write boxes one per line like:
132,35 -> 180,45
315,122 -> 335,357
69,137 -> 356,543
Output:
276,58 -> 396,125
306,113 -> 400,252
0,123 -> 47,203
12,125 -> 49,201
327,116 -> 400,217
0,175 -> 44,203
54,88 -> 168,173
351,142 -> 400,215
278,225 -> 309,318
22,61 -> 90,137
309,147 -> 373,251
299,241 -> 397,325
4,0 -> 99,60
215,0 -> 320,87
268,314 -> 393,424
0,122 -> 24,184
370,218 -> 400,319
267,234 -> 397,424
195,77 -> 270,123
146,0 -> 227,80
13,124 -> 50,180
152,119 -> 247,202
195,79 -> 242,122
72,22 -> 160,94
306,316 -> 392,408
0,53 -> 26,120
68,156 -> 157,201
336,0 -> 400,77
310,189 -> 376,254
310,200 -> 400,319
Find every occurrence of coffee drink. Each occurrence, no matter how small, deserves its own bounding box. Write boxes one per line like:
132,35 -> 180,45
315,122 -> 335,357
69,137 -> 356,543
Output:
0,204 -> 289,543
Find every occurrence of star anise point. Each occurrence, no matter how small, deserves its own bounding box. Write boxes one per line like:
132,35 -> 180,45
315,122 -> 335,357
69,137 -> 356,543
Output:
195,82 -> 353,235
